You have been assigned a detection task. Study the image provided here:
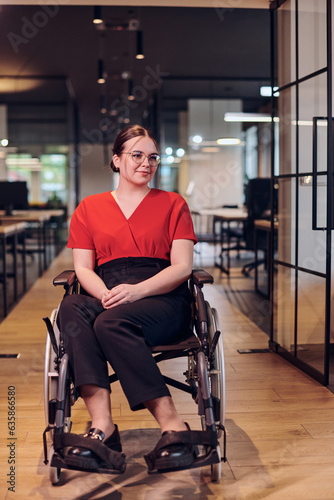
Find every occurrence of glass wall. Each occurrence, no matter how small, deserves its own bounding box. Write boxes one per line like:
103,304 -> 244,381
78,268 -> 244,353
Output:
7,153 -> 68,205
271,0 -> 331,385
1,77 -> 76,209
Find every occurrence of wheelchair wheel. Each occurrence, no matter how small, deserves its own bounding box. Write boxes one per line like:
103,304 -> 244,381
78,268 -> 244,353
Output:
205,301 -> 225,434
44,308 -> 59,427
205,301 -> 225,483
49,445 -> 61,485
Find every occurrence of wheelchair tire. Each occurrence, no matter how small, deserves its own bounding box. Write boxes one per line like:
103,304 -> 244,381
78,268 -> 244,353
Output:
211,445 -> 222,483
49,445 -> 61,485
205,302 -> 225,434
44,308 -> 59,427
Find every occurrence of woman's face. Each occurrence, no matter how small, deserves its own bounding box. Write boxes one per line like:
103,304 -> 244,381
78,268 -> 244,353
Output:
114,135 -> 159,187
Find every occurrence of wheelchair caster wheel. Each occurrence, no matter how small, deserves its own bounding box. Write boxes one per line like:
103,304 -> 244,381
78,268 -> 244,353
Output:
211,445 -> 221,483
49,445 -> 61,485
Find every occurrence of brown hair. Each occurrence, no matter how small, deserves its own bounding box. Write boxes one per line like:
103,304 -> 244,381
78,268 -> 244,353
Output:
110,124 -> 158,172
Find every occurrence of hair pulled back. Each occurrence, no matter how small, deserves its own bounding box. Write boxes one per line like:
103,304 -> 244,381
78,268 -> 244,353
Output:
110,124 -> 158,172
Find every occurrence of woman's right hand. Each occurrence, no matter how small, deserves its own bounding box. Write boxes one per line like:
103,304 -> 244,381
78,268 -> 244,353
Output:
101,283 -> 143,309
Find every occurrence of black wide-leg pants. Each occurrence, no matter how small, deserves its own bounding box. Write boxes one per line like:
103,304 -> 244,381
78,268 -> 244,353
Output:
57,257 -> 192,411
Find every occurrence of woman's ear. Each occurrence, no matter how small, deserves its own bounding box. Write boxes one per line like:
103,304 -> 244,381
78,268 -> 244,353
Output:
113,154 -> 120,171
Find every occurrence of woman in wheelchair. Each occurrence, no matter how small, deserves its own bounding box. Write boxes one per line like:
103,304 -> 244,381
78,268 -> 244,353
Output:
57,124 -> 199,473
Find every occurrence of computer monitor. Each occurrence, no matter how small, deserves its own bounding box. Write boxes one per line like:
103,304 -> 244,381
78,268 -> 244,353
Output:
0,181 -> 29,215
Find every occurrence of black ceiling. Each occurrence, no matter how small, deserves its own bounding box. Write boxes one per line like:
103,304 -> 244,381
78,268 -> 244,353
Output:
0,5 -> 271,147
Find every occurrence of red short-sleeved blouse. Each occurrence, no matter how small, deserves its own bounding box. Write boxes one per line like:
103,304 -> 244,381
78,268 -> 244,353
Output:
67,188 -> 197,266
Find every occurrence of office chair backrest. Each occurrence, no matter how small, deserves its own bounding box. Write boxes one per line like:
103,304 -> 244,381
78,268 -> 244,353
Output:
245,178 -> 271,220
243,178 -> 271,250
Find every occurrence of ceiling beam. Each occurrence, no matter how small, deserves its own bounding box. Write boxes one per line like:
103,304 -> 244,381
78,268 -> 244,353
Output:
2,0 -> 270,7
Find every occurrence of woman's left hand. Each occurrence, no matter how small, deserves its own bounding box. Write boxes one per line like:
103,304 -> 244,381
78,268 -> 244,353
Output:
101,284 -> 142,309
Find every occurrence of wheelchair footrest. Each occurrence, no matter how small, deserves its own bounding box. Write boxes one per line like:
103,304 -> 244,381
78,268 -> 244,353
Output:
144,428 -> 220,474
52,432 -> 126,474
50,451 -> 126,475
146,446 -> 221,474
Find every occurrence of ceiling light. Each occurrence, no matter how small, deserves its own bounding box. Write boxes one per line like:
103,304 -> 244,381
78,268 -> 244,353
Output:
1,139 -> 8,147
0,78 -> 41,93
165,147 -> 173,155
136,31 -> 144,59
97,59 -> 106,84
100,95 -> 107,114
6,157 -> 42,171
224,112 -> 279,123
93,6 -> 103,25
217,138 -> 241,145
176,148 -> 185,157
292,120 -> 327,126
260,86 -> 279,97
121,71 -> 131,80
166,156 -> 174,164
128,79 -> 135,100
192,135 -> 203,144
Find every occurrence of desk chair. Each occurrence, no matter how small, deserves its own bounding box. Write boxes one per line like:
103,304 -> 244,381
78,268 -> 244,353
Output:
191,211 -> 219,265
241,178 -> 272,276
220,205 -> 245,260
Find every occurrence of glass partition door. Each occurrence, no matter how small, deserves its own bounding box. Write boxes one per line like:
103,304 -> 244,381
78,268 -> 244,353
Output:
271,0 -> 332,386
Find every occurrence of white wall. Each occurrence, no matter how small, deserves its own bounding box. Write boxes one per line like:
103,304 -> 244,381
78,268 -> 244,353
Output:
186,99 -> 243,210
78,143 -> 115,203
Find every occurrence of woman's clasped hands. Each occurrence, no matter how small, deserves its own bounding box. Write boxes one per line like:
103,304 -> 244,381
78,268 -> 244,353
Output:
101,283 -> 142,309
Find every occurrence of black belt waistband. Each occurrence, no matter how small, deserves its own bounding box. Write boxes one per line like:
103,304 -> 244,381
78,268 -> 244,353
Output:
97,257 -> 170,273
95,257 -> 189,298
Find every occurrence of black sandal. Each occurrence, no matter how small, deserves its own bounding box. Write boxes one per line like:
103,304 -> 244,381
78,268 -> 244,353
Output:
144,423 -> 198,472
144,425 -> 220,473
65,426 -> 124,470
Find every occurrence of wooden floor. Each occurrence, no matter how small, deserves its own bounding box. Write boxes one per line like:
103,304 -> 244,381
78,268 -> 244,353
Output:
1,246 -> 334,499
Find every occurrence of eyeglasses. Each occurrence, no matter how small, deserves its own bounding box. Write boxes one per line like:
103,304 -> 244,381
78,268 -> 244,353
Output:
123,150 -> 161,167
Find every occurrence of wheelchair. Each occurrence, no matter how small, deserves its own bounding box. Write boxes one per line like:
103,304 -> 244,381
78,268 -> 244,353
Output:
42,268 -> 226,484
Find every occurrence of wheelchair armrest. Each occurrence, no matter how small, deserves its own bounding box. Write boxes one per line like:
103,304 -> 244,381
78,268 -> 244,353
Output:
53,268 -> 213,288
191,269 -> 214,286
53,270 -> 77,287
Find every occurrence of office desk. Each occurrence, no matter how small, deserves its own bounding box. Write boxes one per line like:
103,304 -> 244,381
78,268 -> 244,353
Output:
0,222 -> 26,317
199,208 -> 247,274
0,213 -> 49,276
0,210 -> 64,275
254,219 -> 278,298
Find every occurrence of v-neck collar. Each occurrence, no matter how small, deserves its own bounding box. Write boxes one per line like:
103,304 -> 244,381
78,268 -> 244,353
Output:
110,189 -> 153,221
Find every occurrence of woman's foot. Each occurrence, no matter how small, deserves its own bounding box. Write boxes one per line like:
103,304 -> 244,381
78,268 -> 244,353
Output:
144,423 -> 198,472
84,426 -> 122,452
66,425 -> 122,469
160,422 -> 188,434
89,420 -> 115,442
